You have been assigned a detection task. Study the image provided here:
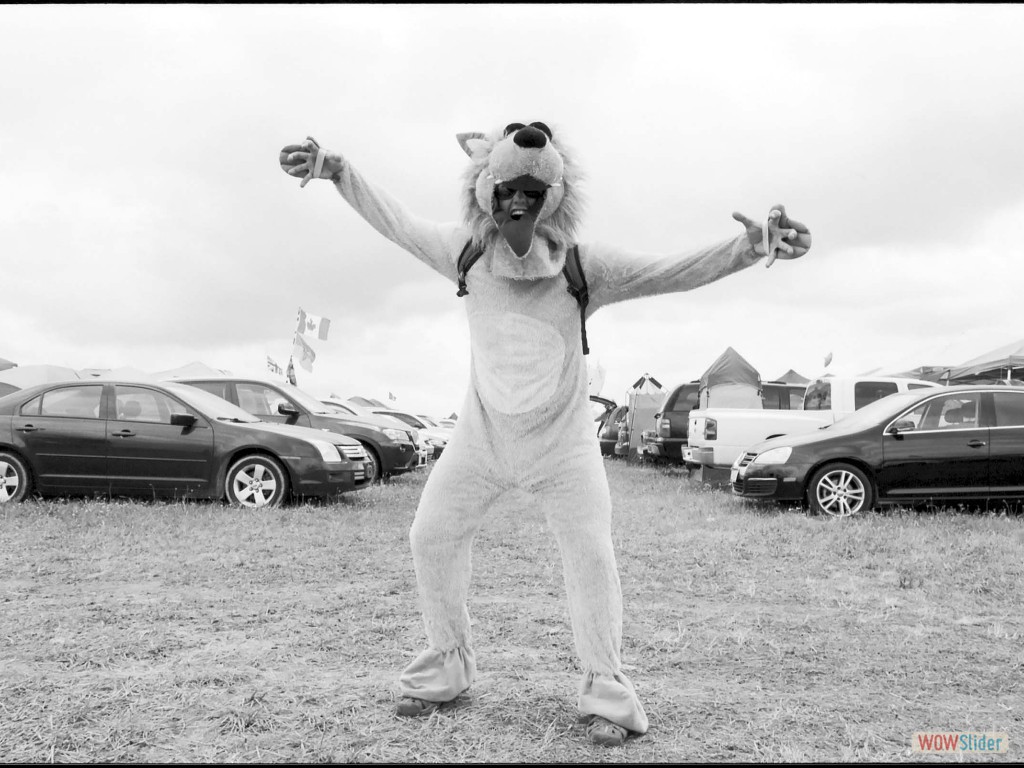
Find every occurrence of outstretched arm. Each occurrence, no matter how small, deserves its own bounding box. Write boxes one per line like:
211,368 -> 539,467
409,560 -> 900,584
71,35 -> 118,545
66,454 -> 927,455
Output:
279,137 -> 461,283
585,205 -> 811,311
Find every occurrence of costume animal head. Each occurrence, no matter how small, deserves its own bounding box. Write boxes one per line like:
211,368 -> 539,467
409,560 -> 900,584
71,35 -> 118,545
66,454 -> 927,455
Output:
457,121 -> 585,279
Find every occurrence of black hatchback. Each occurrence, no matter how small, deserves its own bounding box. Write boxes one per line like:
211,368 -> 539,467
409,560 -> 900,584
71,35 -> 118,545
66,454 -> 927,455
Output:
731,384 -> 1024,517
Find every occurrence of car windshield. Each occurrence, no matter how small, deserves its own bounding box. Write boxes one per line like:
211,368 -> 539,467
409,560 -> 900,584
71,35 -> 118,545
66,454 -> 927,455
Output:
823,390 -> 933,432
378,411 -> 425,429
166,383 -> 261,423
324,401 -> 357,415
279,384 -> 340,415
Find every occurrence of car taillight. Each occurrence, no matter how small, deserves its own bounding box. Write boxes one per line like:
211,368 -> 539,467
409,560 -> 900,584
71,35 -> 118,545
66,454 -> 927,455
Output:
657,416 -> 670,437
704,418 -> 717,440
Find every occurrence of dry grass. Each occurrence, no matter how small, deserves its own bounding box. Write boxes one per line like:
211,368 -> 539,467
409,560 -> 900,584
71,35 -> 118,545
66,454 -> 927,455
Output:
1,461 -> 1022,763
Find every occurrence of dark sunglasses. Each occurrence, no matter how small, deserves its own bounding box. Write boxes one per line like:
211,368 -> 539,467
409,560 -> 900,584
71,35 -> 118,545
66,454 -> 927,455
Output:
495,184 -> 545,201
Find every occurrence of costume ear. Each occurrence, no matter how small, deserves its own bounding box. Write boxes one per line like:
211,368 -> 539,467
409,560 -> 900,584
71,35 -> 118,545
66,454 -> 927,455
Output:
456,132 -> 491,158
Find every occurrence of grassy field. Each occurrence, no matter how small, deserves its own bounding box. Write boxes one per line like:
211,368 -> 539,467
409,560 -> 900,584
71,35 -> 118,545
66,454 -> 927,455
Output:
1,459 -> 1021,763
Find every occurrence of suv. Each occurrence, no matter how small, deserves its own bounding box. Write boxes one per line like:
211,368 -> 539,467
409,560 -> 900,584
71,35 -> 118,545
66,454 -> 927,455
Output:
170,376 -> 420,483
639,382 -> 701,464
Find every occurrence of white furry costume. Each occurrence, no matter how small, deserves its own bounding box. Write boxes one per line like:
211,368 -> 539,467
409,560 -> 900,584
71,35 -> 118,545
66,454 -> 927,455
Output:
317,124 -> 767,734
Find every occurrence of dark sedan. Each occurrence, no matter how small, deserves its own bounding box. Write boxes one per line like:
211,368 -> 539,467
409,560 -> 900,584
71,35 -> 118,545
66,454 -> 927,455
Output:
169,376 -> 420,483
0,379 -> 369,508
731,385 -> 1024,517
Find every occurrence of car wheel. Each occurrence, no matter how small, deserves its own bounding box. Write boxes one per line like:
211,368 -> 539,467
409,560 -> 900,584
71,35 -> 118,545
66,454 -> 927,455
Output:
359,443 -> 382,484
224,455 -> 288,508
0,452 -> 31,504
807,462 -> 874,518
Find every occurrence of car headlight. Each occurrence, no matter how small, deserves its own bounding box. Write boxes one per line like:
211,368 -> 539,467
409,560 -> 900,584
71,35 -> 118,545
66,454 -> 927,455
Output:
309,439 -> 342,462
751,447 -> 792,465
382,428 -> 406,441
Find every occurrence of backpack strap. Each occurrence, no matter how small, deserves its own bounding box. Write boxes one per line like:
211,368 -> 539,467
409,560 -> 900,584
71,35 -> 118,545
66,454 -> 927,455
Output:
456,239 -> 484,297
457,239 -> 591,355
562,244 -> 590,355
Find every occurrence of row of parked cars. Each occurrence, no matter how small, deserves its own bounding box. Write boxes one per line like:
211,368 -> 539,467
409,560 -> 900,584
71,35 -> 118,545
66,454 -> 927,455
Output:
594,375 -> 1024,517
0,375 -> 455,509
593,380 -> 806,463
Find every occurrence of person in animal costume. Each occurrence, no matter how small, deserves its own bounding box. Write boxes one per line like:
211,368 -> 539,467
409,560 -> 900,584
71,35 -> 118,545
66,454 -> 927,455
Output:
279,122 -> 811,747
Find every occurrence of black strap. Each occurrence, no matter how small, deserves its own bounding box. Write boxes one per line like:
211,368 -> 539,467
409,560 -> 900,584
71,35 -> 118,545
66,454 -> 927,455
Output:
457,240 -> 591,354
456,239 -> 484,297
562,244 -> 590,355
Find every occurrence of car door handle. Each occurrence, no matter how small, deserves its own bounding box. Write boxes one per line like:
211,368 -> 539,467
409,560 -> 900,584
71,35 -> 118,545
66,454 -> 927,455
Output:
112,429 -> 136,438
967,439 -> 986,448
16,424 -> 42,432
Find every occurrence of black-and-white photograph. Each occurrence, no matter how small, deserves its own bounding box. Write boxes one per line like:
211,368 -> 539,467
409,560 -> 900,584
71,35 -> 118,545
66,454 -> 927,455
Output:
1,4 -> 1021,762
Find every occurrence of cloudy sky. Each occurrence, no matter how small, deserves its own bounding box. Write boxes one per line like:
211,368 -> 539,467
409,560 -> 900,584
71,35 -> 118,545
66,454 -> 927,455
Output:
3,4 -> 1024,417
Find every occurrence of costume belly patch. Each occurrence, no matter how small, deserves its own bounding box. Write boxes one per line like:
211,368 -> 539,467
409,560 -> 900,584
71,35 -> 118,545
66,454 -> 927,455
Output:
470,312 -> 565,414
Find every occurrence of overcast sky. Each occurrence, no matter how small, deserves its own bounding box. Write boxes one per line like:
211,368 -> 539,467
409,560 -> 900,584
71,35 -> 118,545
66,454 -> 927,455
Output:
3,4 -> 1024,416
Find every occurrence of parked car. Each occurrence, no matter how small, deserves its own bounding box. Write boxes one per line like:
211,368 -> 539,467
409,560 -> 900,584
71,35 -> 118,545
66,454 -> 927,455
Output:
322,398 -> 430,467
731,384 -> 1024,517
597,402 -> 627,457
169,376 -> 420,483
415,414 -> 453,432
0,379 -> 370,508
639,381 -> 701,464
587,395 -> 618,456
370,408 -> 450,459
689,376 -> 937,473
613,406 -> 631,457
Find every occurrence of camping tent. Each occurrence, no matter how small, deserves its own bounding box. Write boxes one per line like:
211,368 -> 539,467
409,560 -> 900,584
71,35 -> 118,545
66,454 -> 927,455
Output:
697,347 -> 762,408
78,366 -> 157,381
0,364 -> 80,390
771,369 -> 810,384
153,361 -> 232,380
622,373 -> 663,460
944,337 -> 1024,384
349,395 -> 389,408
887,365 -> 954,382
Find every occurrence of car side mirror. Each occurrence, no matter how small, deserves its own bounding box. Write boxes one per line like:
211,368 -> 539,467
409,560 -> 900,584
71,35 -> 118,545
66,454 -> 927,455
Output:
277,403 -> 300,416
888,419 -> 915,437
170,413 -> 197,428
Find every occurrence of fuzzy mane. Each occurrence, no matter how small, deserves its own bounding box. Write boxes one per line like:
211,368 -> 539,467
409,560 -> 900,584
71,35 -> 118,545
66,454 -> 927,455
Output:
460,126 -> 586,254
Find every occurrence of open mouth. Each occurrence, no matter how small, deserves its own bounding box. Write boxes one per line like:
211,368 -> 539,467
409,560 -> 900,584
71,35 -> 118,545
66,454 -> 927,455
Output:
491,176 -> 549,258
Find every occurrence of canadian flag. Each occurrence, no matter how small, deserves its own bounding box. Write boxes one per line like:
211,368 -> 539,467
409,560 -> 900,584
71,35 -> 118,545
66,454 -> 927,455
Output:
296,308 -> 331,341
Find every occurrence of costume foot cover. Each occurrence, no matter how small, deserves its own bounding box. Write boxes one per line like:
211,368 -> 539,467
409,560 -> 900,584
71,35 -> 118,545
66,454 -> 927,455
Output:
396,696 -> 442,717
586,715 -> 629,747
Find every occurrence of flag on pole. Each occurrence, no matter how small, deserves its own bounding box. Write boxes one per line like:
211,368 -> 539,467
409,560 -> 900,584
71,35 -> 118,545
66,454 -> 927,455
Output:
292,333 -> 316,372
267,356 -> 283,375
286,356 -> 297,386
388,391 -> 396,402
824,351 -> 833,368
296,308 -> 331,341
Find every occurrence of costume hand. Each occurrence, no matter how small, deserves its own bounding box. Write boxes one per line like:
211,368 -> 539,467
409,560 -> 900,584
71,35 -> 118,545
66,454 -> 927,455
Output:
732,205 -> 812,266
279,136 -> 344,188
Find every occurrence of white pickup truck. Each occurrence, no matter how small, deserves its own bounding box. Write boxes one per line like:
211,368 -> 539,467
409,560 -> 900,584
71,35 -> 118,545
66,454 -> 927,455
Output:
686,376 -> 940,471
